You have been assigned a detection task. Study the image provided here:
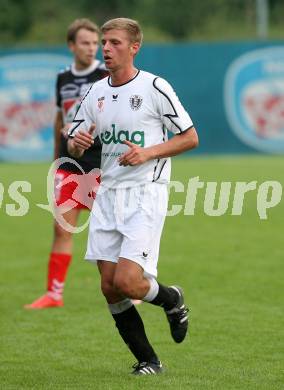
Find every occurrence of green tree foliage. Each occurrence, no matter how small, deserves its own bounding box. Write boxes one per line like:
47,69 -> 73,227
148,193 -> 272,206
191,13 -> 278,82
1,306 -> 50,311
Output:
0,0 -> 32,42
138,0 -> 212,39
0,0 -> 284,45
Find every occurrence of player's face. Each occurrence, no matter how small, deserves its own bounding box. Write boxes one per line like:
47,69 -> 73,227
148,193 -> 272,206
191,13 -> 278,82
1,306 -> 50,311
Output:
101,29 -> 139,72
69,28 -> 99,69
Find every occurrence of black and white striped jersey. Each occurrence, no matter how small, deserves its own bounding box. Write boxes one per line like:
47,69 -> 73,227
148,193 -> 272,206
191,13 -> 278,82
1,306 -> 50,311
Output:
56,60 -> 108,173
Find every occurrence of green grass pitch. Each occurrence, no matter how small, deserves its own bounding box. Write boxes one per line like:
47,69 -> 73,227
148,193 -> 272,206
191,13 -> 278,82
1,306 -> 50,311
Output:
0,156 -> 283,389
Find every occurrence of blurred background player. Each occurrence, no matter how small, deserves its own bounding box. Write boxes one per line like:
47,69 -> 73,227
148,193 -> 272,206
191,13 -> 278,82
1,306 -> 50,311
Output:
25,18 -> 108,309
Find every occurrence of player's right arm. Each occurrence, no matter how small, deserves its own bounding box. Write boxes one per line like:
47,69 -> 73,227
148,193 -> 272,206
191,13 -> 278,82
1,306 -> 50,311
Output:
54,111 -> 64,160
67,125 -> 95,158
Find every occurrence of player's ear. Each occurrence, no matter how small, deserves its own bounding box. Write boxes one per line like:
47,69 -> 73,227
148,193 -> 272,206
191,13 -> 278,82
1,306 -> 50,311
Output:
130,42 -> 140,56
68,40 -> 75,53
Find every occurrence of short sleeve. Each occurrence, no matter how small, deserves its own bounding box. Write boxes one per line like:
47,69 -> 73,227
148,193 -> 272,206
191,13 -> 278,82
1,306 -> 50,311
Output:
153,77 -> 193,134
68,86 -> 95,138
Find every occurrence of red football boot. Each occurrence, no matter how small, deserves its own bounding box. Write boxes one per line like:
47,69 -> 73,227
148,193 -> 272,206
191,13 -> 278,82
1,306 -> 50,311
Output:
24,294 -> 64,309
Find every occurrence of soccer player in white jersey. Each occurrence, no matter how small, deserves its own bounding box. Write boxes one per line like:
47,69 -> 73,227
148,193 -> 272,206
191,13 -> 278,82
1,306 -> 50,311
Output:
68,18 -> 199,375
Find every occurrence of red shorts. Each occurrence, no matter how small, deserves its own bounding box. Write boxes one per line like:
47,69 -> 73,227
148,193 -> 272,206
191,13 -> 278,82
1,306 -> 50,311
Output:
54,169 -> 100,210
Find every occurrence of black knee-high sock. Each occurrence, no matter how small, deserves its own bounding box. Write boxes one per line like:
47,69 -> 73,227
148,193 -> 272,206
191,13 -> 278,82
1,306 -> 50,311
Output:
149,283 -> 179,311
112,305 -> 159,363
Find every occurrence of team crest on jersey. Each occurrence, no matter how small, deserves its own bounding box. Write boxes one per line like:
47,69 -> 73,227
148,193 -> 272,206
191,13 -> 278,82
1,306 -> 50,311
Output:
129,95 -> 143,111
97,96 -> 105,112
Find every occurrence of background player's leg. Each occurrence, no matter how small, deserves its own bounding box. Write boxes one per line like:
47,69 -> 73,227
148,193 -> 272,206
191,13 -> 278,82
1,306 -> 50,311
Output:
25,208 -> 80,309
48,207 -> 81,296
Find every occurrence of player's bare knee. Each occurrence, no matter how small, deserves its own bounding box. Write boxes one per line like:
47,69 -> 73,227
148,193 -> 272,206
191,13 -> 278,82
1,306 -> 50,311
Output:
113,275 -> 135,298
54,223 -> 72,241
101,279 -> 116,299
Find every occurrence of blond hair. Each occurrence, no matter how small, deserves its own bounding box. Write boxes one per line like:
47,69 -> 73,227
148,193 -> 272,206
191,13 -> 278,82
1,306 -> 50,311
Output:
67,18 -> 100,43
101,18 -> 143,45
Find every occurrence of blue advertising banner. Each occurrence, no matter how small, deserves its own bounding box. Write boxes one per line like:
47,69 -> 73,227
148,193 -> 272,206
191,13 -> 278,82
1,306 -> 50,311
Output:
224,47 -> 284,153
0,50 -> 71,161
0,41 -> 283,161
136,41 -> 284,155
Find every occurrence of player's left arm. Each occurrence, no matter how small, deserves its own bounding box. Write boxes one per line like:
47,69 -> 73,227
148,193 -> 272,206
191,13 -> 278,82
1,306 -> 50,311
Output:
118,127 -> 198,166
119,76 -> 198,167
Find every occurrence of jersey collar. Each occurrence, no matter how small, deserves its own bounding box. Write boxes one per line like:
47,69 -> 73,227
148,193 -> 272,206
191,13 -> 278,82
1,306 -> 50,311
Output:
108,70 -> 140,87
71,60 -> 100,76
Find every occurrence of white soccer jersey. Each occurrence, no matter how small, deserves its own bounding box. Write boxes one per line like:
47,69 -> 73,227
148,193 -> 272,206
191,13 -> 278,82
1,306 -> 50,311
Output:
68,70 -> 193,188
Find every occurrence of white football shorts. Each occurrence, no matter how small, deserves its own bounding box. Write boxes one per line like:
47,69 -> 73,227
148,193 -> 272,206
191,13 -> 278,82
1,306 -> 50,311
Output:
85,183 -> 168,278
